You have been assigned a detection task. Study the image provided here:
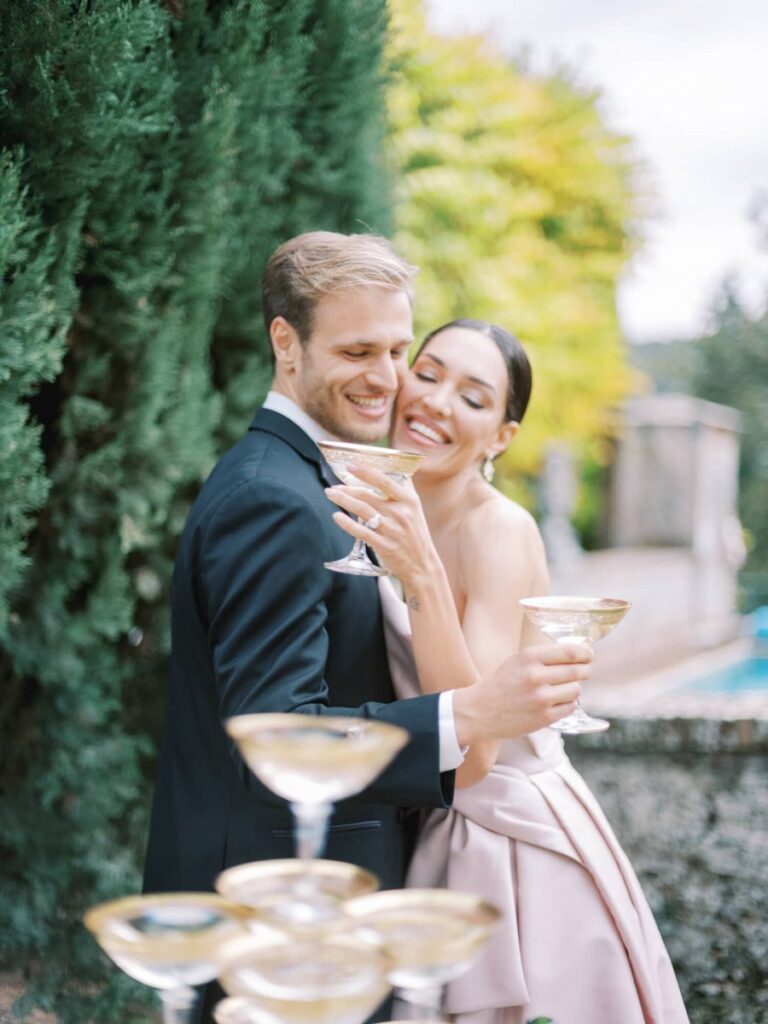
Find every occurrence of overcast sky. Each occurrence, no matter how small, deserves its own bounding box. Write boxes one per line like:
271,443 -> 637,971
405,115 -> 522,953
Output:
425,0 -> 768,342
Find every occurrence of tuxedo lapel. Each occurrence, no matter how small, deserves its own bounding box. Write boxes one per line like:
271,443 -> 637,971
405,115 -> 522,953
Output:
250,407 -> 380,563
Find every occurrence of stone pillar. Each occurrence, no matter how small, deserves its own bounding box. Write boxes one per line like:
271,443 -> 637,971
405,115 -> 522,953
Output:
539,441 -> 583,588
609,394 -> 743,646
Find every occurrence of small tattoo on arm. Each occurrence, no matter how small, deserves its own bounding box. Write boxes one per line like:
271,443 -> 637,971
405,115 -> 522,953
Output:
407,595 -> 422,612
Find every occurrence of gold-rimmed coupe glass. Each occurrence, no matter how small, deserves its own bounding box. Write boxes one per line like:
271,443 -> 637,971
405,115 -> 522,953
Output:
520,596 -> 631,734
342,888 -> 501,1020
215,931 -> 391,1024
225,713 -> 408,861
216,858 -> 378,932
83,893 -> 251,1024
318,441 -> 423,576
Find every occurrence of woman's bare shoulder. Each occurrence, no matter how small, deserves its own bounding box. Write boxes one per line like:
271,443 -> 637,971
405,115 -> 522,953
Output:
458,492 -> 546,583
462,491 -> 542,544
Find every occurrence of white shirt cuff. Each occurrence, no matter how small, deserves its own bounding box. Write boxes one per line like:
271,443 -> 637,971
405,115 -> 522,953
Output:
438,690 -> 466,772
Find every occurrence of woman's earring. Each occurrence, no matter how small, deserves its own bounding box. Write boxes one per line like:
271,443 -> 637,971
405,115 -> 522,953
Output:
482,456 -> 495,483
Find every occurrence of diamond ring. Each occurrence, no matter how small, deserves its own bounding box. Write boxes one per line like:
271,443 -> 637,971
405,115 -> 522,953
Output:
364,512 -> 382,531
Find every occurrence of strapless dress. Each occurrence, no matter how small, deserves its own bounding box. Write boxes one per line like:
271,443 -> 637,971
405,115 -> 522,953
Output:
379,576 -> 689,1024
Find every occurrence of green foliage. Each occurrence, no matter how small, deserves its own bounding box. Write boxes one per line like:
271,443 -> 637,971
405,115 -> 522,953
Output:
385,0 -> 643,498
0,153 -> 75,632
629,285 -> 768,610
0,1 -> 390,1020
692,289 -> 768,610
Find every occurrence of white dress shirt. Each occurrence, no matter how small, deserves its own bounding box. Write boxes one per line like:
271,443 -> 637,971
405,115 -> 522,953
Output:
262,391 -> 465,773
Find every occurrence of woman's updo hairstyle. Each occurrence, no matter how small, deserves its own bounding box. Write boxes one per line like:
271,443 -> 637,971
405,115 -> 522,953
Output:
416,318 -> 533,424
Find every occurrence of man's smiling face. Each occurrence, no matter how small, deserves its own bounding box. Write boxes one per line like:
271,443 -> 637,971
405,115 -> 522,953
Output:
290,285 -> 414,443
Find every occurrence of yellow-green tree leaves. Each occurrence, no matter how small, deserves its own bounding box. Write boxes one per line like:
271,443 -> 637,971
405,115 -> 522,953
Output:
386,0 -> 644,488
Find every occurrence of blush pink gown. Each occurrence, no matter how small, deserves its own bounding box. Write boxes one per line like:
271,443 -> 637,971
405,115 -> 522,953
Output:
379,577 -> 689,1024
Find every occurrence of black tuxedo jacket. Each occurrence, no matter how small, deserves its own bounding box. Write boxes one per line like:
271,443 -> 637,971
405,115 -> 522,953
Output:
143,408 -> 453,902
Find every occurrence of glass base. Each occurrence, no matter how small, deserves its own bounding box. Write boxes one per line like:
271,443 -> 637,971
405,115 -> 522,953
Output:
550,707 -> 610,735
324,554 -> 389,577
396,984 -> 444,1020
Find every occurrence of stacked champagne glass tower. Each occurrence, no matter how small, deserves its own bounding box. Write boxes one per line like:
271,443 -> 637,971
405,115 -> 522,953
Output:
84,444 -> 502,1024
85,713 -> 500,1024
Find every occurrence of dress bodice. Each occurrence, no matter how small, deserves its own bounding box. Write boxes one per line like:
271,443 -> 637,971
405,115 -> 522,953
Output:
377,576 -> 689,1024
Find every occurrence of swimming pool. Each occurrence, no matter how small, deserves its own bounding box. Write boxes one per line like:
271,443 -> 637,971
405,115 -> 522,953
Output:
587,639 -> 768,720
679,657 -> 768,694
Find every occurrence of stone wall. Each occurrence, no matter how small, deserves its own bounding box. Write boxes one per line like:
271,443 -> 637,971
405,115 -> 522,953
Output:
569,718 -> 768,1024
550,547 -> 744,684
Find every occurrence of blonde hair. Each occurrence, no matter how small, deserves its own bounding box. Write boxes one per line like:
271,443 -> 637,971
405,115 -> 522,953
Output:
261,231 -> 418,342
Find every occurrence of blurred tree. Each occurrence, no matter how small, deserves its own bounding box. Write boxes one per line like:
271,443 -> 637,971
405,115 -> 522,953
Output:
629,337 -> 699,394
385,0 -> 644,507
691,287 -> 768,610
0,1 -> 390,1020
629,284 -> 768,610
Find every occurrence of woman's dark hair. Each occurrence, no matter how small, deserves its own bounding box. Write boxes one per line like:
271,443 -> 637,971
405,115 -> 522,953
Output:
416,318 -> 533,424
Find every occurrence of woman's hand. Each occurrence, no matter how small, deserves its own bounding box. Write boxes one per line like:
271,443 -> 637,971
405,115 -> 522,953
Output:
324,463 -> 441,587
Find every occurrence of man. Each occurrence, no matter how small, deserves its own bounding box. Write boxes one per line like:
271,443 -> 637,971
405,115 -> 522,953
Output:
143,231 -> 588,1016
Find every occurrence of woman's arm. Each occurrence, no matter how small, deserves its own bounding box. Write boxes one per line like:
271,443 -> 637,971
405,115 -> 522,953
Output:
325,466 -> 551,787
455,502 -> 549,785
325,468 -> 482,697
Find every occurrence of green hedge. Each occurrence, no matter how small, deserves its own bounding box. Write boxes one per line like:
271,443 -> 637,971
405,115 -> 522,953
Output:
0,2 -> 390,1020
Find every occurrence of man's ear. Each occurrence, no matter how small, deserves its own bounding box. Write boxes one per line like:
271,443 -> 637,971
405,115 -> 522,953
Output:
270,316 -> 301,372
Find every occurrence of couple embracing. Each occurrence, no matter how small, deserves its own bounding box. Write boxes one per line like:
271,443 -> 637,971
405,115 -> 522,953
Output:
143,231 -> 688,1024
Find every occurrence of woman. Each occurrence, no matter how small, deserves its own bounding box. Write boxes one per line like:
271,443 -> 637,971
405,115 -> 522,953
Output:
324,319 -> 688,1024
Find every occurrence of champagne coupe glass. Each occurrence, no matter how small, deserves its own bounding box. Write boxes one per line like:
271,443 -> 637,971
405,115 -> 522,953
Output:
342,889 -> 500,1021
215,930 -> 392,1024
318,441 -> 423,576
519,596 -> 631,734
83,893 -> 251,1024
216,858 -> 378,932
225,713 -> 408,861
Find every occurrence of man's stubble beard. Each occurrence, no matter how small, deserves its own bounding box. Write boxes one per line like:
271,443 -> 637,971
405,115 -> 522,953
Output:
307,396 -> 389,445
298,372 -> 391,445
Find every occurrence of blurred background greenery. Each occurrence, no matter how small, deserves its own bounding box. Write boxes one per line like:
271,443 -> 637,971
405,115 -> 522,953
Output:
0,1 -> 765,1021
629,282 -> 768,610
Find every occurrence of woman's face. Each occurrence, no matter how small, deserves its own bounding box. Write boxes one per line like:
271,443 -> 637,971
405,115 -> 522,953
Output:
391,326 -> 516,479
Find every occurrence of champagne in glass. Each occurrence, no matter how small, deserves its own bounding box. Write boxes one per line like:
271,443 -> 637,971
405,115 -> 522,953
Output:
225,713 -> 408,861
318,441 -> 423,576
83,893 -> 251,1024
216,858 -> 378,932
216,931 -> 391,1024
342,889 -> 500,1021
520,596 -> 631,734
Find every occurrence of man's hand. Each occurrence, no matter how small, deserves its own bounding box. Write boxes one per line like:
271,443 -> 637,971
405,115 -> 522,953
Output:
452,643 -> 592,745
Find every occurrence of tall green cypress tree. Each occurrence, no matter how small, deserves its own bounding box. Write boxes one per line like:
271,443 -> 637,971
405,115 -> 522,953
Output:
0,154 -> 77,632
205,0 -> 393,439
0,2 -> 391,1020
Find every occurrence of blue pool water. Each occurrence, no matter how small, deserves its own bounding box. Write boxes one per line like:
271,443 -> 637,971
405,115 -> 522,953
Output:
680,658 -> 768,694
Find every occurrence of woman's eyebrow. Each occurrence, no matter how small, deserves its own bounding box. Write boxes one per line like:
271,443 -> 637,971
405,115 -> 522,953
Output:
419,352 -> 496,394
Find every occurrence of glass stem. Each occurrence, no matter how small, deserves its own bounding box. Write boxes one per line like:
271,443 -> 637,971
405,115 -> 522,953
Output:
402,984 -> 444,1020
350,534 -> 368,559
160,987 -> 196,1024
291,800 -> 332,860
563,636 -> 591,709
